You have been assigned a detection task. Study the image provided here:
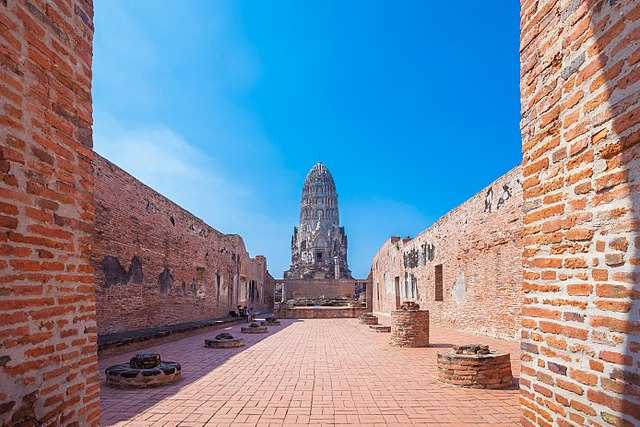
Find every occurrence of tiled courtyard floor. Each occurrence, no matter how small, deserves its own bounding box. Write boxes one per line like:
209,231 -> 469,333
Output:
100,318 -> 521,426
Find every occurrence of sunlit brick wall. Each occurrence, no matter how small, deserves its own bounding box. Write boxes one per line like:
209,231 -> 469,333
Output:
519,0 -> 640,425
370,167 -> 523,340
94,154 -> 273,335
0,0 -> 99,424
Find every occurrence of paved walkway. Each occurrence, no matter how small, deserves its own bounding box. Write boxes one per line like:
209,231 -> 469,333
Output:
100,318 -> 520,426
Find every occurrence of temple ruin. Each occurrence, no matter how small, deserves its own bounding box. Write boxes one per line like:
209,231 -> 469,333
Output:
1,0 -> 639,425
285,162 -> 351,280
278,162 -> 370,317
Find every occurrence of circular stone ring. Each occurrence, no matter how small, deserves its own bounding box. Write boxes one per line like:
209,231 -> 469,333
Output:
105,361 -> 181,389
204,337 -> 245,348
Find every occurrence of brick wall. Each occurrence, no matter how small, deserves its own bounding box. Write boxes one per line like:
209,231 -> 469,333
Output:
519,0 -> 640,425
371,167 -> 523,340
93,154 -> 273,335
278,306 -> 368,319
0,0 -> 99,425
276,278 -> 369,301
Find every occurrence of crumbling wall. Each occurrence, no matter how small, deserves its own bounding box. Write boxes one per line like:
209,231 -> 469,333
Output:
519,1 -> 640,425
277,278 -> 369,301
93,155 -> 272,335
0,0 -> 100,424
371,167 -> 523,340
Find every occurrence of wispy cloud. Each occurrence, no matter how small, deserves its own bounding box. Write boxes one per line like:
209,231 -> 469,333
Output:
93,1 -> 296,275
93,112 -> 293,274
94,113 -> 250,207
92,0 -> 428,279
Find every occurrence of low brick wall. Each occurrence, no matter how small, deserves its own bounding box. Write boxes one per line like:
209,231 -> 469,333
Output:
277,278 -> 367,300
282,307 -> 368,319
97,315 -> 251,356
390,310 -> 429,347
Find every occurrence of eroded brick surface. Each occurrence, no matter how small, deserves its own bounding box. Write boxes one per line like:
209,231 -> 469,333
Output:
390,309 -> 429,348
93,155 -> 274,335
100,319 -> 520,426
519,0 -> 640,425
0,0 -> 99,424
371,167 -> 523,340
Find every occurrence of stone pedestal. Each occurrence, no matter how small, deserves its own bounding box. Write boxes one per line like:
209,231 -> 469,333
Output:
437,345 -> 513,389
205,333 -> 244,348
105,353 -> 181,389
241,323 -> 268,334
390,308 -> 429,347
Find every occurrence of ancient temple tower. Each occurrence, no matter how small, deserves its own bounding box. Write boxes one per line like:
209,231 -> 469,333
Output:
285,162 -> 352,279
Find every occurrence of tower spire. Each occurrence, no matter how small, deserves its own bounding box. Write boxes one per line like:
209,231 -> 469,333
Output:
284,163 -> 351,280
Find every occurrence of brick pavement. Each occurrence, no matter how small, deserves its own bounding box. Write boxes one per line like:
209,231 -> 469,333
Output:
100,318 -> 520,426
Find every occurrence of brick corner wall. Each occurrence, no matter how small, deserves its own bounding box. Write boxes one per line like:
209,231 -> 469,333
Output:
520,0 -> 640,425
0,0 -> 99,425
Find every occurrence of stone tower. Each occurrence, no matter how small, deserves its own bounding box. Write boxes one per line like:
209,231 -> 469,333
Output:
285,162 -> 352,279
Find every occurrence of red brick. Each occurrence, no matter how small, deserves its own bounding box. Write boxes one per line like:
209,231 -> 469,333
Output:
569,367 -> 598,387
599,350 -> 633,366
371,168 -> 522,339
0,1 -> 100,424
588,389 -> 640,420
93,156 -> 274,334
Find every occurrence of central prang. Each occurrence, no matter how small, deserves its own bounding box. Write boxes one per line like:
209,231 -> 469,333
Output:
284,162 -> 352,280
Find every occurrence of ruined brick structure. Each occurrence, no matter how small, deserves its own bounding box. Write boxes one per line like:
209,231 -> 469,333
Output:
390,306 -> 430,348
437,345 -> 513,390
2,0 -> 640,424
275,278 -> 368,301
280,162 -> 369,313
285,162 -> 351,280
519,1 -> 640,425
371,167 -> 523,340
279,306 -> 368,319
93,155 -> 274,335
0,0 -> 100,424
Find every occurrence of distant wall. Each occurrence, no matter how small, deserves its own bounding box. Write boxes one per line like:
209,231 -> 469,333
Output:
371,167 -> 523,340
277,278 -> 369,301
93,155 -> 273,335
278,306 -> 368,319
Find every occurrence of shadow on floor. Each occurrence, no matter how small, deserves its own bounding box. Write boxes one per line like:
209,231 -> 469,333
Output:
99,317 -> 301,426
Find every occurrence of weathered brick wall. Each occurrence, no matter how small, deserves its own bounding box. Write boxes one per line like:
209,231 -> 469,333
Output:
519,1 -> 640,425
93,155 -> 273,335
371,167 -> 523,340
0,0 -> 100,425
276,278 -> 368,301
279,306 -> 368,319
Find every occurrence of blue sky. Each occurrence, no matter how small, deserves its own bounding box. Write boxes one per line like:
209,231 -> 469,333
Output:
93,1 -> 521,278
